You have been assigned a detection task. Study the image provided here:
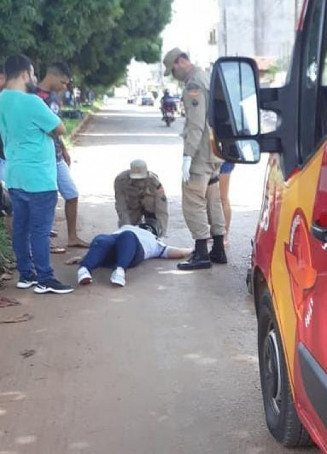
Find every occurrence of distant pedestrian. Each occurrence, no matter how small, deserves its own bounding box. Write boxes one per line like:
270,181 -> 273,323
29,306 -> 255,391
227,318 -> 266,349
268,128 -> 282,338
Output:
0,54 -> 73,294
88,89 -> 95,104
114,160 -> 168,237
64,89 -> 71,106
163,47 -> 227,270
73,87 -> 81,107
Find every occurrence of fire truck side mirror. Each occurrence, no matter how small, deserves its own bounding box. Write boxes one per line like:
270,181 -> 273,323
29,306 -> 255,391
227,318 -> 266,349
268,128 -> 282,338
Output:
209,57 -> 261,164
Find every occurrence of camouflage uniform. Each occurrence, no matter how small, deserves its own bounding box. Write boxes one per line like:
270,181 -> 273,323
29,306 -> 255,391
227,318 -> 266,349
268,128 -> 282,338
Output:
114,170 -> 168,237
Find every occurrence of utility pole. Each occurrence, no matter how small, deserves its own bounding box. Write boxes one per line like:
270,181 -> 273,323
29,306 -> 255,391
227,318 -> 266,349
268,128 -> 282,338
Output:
223,5 -> 228,55
254,0 -> 265,55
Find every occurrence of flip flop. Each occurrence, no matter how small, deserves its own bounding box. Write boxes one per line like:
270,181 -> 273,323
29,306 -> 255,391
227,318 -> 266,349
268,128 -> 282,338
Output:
50,246 -> 66,254
67,242 -> 89,249
0,313 -> 33,324
65,256 -> 82,265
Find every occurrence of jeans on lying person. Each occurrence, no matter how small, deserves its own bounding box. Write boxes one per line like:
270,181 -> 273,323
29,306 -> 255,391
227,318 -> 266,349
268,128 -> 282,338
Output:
9,189 -> 57,284
80,231 -> 144,272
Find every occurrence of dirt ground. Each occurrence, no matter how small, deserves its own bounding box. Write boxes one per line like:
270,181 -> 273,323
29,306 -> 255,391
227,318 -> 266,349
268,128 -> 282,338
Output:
0,100 -> 318,454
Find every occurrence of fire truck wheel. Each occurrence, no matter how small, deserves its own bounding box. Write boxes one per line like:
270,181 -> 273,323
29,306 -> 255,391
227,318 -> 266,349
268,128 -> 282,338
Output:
258,288 -> 313,447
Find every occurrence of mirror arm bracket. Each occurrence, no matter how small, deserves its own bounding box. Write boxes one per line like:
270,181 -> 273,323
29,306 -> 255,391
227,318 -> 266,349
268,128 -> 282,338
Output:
259,87 -> 284,112
258,133 -> 282,153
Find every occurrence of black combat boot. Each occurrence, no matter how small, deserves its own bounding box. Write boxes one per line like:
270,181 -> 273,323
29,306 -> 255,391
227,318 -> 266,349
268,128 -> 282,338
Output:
177,239 -> 211,270
209,235 -> 227,264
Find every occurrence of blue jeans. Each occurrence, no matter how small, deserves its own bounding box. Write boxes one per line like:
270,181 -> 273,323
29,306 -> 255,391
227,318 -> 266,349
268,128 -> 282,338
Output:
81,231 -> 144,271
9,189 -> 58,284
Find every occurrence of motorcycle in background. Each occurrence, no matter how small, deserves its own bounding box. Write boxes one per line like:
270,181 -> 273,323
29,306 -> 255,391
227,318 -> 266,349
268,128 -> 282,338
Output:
162,104 -> 175,127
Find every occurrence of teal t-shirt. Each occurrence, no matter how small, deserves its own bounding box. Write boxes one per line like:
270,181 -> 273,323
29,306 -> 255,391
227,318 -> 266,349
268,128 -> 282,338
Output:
0,89 -> 61,192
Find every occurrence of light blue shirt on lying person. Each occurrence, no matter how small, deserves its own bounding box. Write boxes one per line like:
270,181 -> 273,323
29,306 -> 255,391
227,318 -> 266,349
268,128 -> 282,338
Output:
114,225 -> 169,259
0,89 -> 60,192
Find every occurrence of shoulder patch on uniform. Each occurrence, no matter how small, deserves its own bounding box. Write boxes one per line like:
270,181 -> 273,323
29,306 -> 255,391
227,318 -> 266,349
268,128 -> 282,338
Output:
187,82 -> 201,90
186,82 -> 201,99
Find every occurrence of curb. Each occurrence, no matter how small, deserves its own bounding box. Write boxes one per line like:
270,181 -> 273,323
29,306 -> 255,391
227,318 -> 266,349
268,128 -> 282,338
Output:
70,106 -> 100,142
70,113 -> 92,140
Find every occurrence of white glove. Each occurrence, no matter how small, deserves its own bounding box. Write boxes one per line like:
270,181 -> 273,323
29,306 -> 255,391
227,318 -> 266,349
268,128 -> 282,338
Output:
182,156 -> 192,183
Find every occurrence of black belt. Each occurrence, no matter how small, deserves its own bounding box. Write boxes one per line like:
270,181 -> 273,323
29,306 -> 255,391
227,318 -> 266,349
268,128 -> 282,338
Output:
208,176 -> 219,185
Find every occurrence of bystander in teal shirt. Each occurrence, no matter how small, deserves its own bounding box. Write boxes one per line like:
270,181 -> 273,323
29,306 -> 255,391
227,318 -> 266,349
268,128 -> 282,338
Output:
0,89 -> 60,192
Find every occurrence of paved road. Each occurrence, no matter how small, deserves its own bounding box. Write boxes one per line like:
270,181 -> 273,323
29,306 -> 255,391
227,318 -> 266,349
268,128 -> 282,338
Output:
0,100 -> 318,453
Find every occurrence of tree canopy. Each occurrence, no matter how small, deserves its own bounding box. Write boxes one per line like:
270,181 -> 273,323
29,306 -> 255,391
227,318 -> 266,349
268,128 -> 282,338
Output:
0,0 -> 173,87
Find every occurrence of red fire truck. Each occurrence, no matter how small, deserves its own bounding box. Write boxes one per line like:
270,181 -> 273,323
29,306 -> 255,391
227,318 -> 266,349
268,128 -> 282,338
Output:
210,0 -> 327,451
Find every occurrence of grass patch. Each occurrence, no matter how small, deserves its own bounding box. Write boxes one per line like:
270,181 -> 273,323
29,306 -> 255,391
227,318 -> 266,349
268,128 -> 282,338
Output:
0,218 -> 15,276
63,118 -> 80,147
62,102 -> 101,148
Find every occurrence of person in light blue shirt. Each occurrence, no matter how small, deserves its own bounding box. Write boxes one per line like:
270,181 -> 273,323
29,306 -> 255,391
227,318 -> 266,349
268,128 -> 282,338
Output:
0,90 -> 59,192
0,54 -> 73,294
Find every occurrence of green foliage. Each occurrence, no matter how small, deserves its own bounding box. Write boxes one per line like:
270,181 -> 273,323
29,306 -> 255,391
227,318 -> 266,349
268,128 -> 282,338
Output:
0,0 -> 173,87
266,64 -> 278,79
0,218 -> 15,275
74,0 -> 173,87
0,0 -> 42,60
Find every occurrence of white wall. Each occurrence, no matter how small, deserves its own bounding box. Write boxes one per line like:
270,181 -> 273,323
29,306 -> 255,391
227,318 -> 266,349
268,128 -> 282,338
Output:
218,0 -> 302,60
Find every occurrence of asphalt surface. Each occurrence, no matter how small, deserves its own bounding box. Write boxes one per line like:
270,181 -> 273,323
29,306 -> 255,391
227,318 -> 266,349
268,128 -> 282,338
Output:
0,100 -> 319,453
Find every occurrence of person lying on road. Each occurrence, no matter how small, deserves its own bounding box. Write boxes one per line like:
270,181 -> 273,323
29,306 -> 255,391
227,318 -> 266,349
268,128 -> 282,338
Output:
75,223 -> 191,287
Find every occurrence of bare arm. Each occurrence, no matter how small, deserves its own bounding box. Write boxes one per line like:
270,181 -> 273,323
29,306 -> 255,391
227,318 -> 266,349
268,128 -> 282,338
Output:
50,121 -> 66,137
166,247 -> 192,259
61,140 -> 71,166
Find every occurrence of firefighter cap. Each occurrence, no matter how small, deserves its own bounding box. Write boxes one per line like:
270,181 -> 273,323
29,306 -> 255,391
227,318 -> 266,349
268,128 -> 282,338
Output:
163,47 -> 184,76
129,159 -> 148,179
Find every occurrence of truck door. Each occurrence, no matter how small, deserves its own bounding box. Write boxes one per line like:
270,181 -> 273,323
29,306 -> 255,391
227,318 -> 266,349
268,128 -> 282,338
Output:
277,0 -> 327,444
209,1 -> 327,447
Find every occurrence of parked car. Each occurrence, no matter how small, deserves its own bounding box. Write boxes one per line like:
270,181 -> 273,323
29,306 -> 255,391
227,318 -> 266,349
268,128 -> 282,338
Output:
127,95 -> 137,104
141,94 -> 154,106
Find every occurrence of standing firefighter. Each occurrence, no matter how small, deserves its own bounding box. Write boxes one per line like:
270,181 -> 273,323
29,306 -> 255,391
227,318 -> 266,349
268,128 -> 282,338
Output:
114,160 -> 168,237
163,47 -> 227,270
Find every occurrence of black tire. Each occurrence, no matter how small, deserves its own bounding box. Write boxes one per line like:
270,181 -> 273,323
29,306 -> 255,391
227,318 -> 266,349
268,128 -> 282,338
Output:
165,118 -> 171,127
258,289 -> 312,447
246,268 -> 253,294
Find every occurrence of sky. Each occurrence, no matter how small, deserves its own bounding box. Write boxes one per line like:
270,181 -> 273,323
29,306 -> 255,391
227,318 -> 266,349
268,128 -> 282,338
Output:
127,0 -> 219,93
161,0 -> 219,66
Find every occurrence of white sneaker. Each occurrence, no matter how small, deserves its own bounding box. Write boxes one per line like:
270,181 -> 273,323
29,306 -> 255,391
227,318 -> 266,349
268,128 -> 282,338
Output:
17,276 -> 38,289
77,266 -> 92,285
110,267 -> 126,287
